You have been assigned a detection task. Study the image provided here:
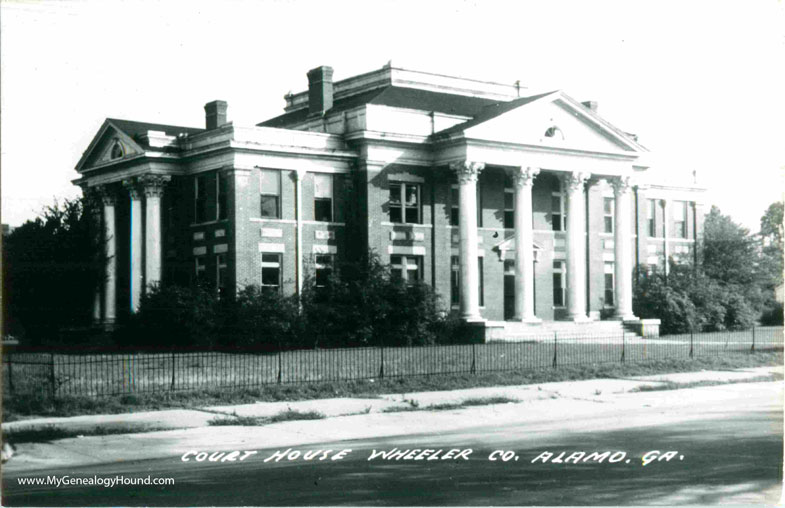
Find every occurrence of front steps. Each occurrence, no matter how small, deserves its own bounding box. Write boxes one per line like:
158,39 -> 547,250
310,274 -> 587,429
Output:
484,319 -> 645,342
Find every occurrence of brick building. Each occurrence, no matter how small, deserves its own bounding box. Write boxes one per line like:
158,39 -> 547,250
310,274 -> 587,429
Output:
74,64 -> 704,339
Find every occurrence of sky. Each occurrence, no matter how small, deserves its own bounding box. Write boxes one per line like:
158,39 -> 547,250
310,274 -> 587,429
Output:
2,0 -> 784,232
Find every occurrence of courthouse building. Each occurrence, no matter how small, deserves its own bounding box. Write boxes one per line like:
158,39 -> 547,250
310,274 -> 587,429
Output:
74,63 -> 704,339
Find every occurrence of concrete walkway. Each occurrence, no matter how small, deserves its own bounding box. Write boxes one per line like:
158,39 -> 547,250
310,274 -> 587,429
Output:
4,366 -> 781,436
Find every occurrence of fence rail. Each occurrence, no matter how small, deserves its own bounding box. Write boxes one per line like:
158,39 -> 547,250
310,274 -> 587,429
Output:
3,327 -> 783,399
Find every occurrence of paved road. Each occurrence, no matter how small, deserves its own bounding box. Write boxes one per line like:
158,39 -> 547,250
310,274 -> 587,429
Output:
3,382 -> 782,506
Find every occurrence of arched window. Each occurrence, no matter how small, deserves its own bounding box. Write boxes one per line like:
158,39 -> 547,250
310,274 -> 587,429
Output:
544,126 -> 564,140
110,140 -> 124,159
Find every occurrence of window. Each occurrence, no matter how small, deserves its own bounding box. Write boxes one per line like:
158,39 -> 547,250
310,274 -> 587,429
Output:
604,262 -> 614,306
195,257 -> 207,286
389,182 -> 421,224
604,197 -> 614,234
551,191 -> 565,232
647,199 -> 657,237
449,183 -> 482,227
450,256 -> 460,306
544,126 -> 564,140
261,253 -> 282,293
390,255 -> 422,283
216,254 -> 228,299
260,170 -> 281,219
478,256 -> 484,307
110,140 -> 124,159
195,175 -> 208,223
217,173 -> 228,221
504,186 -> 514,229
674,201 -> 688,239
314,174 -> 333,222
553,261 -> 565,307
314,254 -> 333,287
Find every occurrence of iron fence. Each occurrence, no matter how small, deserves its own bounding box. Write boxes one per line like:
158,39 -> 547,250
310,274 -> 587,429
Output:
3,327 -> 782,399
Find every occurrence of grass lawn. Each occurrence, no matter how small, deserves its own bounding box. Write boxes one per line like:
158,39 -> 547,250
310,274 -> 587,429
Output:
5,328 -> 781,400
4,350 -> 781,422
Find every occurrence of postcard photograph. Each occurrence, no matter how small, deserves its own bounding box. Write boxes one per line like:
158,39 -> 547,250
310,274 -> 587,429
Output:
1,0 -> 783,506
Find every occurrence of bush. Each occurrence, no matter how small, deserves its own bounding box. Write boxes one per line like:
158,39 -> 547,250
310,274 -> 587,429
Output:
300,253 -> 446,348
224,285 -> 300,350
116,283 -> 218,349
760,301 -> 784,326
634,272 -> 699,334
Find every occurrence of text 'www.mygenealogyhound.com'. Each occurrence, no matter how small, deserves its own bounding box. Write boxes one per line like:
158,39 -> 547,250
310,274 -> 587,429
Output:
17,476 -> 175,488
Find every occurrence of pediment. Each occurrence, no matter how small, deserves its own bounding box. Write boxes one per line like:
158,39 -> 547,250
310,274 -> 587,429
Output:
459,92 -> 644,154
493,235 -> 543,261
76,121 -> 144,172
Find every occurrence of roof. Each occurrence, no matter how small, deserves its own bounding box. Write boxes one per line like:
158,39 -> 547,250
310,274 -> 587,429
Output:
433,90 -> 558,137
257,86 -> 501,128
106,118 -> 204,149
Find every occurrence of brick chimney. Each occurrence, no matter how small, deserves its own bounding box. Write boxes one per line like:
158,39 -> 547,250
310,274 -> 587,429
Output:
581,100 -> 598,112
204,100 -> 228,130
307,66 -> 334,115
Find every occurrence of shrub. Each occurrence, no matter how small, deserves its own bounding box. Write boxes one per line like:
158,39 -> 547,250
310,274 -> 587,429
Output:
760,301 -> 784,326
634,272 -> 699,334
116,283 -> 218,349
224,285 -> 300,350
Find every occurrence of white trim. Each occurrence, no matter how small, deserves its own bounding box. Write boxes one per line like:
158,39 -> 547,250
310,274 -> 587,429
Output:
193,232 -> 205,241
312,244 -> 338,254
388,245 -> 427,256
258,242 -> 285,253
193,246 -> 207,255
261,228 -> 283,238
250,218 -> 297,224
213,244 -> 228,254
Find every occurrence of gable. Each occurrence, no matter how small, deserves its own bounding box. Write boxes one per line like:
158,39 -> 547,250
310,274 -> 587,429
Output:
77,122 -> 145,171
459,94 -> 641,153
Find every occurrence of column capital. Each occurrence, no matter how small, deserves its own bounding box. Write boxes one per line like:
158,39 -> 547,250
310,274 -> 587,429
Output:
450,160 -> 485,183
122,179 -> 143,199
138,174 -> 171,198
564,171 -> 591,192
512,167 -> 540,188
95,185 -> 118,206
610,175 -> 635,195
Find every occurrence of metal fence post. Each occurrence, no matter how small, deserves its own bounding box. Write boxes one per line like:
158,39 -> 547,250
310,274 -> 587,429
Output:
170,351 -> 176,391
49,353 -> 56,399
7,355 -> 14,395
621,331 -> 626,363
552,333 -> 558,368
689,330 -> 694,359
277,348 -> 282,384
470,343 -> 476,374
379,345 -> 385,379
751,326 -> 756,352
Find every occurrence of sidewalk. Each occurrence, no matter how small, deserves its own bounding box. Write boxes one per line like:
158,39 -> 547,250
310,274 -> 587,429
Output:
2,366 -> 781,473
4,365 -> 781,437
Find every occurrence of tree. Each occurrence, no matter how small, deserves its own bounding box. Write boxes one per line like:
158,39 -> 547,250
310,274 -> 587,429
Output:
758,201 -> 784,290
3,197 -> 103,343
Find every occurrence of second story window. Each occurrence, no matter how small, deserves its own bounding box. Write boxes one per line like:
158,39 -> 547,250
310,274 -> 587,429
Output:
674,201 -> 688,239
260,170 -> 280,219
195,175 -> 208,223
216,253 -> 228,299
603,197 -> 614,234
551,192 -> 564,231
217,173 -> 228,221
504,186 -> 514,229
314,173 -> 334,222
647,199 -> 657,237
389,182 -> 421,224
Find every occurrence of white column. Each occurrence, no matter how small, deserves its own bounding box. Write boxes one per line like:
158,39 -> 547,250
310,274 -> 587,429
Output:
125,180 -> 144,313
450,160 -> 484,322
565,171 -> 590,322
513,166 -> 540,322
98,187 -> 117,324
140,175 -> 170,290
294,169 -> 304,297
612,176 -> 636,320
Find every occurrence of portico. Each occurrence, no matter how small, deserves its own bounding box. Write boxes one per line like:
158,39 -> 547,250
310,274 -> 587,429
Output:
88,174 -> 171,324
